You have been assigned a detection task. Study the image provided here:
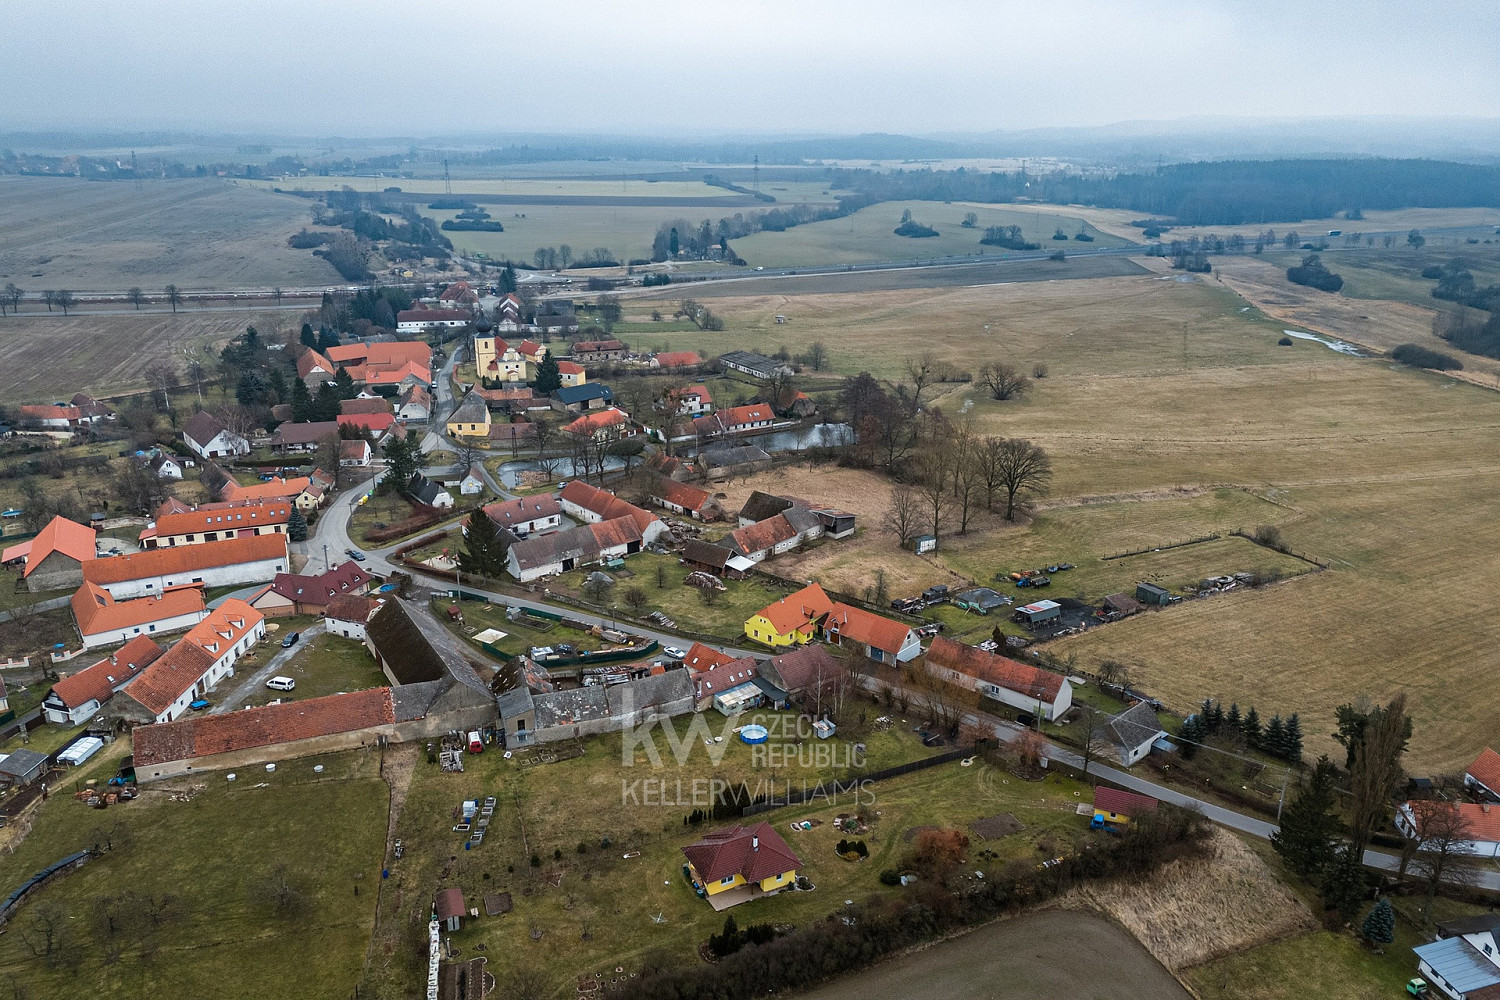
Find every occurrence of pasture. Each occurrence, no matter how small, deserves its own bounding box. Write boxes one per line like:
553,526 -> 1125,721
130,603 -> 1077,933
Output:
627,268 -> 1500,768
0,307 -> 303,402
240,177 -> 742,199
0,177 -> 338,292
728,199 -> 1131,268
1069,204 -> 1500,243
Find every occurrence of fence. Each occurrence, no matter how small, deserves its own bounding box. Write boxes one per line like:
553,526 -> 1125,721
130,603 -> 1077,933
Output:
1228,530 -> 1330,569
1101,534 -> 1219,561
741,746 -> 974,817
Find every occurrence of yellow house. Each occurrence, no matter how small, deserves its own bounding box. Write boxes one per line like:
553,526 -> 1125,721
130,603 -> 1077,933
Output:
683,822 -> 801,904
1091,786 -> 1158,828
744,582 -> 833,647
294,485 -> 324,513
495,345 -> 527,383
445,390 -> 491,439
473,330 -> 504,381
557,361 -> 587,387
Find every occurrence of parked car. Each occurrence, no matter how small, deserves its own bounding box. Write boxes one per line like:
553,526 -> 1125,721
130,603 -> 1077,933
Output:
915,623 -> 943,637
266,676 -> 296,691
347,548 -> 366,561
281,631 -> 301,648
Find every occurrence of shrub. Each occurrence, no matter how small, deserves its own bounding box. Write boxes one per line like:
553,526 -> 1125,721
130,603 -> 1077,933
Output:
894,220 -> 939,238
879,869 -> 901,886
1390,343 -> 1463,371
1286,254 -> 1343,292
1420,265 -> 1445,279
1253,525 -> 1284,550
1048,249 -> 1066,262
1278,336 -> 1294,346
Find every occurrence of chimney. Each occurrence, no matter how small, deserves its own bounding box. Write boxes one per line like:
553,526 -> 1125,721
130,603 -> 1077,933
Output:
752,835 -> 759,851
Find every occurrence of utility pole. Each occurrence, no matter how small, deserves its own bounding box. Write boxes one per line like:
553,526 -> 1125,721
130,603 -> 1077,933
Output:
443,159 -> 452,196
752,154 -> 759,193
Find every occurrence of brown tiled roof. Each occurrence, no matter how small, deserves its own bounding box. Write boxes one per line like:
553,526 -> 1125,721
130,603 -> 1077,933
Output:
1467,747 -> 1500,793
271,421 -> 342,448
48,636 -> 164,710
20,404 -> 81,421
682,822 -> 801,883
20,516 -> 96,577
590,516 -> 643,551
121,599 -> 263,716
763,645 -> 842,692
573,339 -> 625,353
925,636 -> 1065,702
484,495 -> 562,529
559,481 -> 658,535
682,540 -> 732,571
71,581 -> 204,636
727,513 -> 796,557
1094,786 -> 1159,816
133,688 -> 395,767
397,308 -> 469,324
718,403 -> 773,427
655,479 -> 712,511
683,642 -> 732,672
825,603 -> 914,656
219,478 -> 310,503
753,583 -> 833,635
693,656 -> 761,700
435,887 -> 465,920
182,410 -> 229,449
271,562 -> 369,604
339,397 -> 392,415
325,594 -> 378,623
83,534 -> 288,585
340,439 -> 371,460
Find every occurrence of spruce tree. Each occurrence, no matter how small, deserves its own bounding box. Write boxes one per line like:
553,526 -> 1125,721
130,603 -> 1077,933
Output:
381,435 -> 422,493
313,382 -> 341,421
1283,713 -> 1304,764
499,263 -> 518,294
335,367 -> 357,400
301,322 -> 317,349
533,352 -> 562,394
1226,703 -> 1242,735
1361,897 -> 1395,945
287,507 -> 308,542
317,326 -> 340,351
1272,755 -> 1343,878
1264,715 -> 1286,759
1208,701 -> 1225,734
1177,715 -> 1201,760
459,510 -> 508,579
1198,697 -> 1215,728
1320,843 -> 1369,922
291,378 -> 314,422
1242,705 -> 1262,747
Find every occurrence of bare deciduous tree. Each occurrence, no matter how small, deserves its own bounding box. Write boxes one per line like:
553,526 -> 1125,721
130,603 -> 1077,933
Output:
164,284 -> 183,313
1348,692 -> 1410,848
881,484 -> 921,546
978,361 -> 1028,401
1403,801 -> 1483,922
904,351 -> 937,407
913,446 -> 952,537
990,438 -> 1052,520
54,290 -> 77,316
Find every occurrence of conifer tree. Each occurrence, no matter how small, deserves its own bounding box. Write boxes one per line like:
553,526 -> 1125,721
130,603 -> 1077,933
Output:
533,352 -> 562,394
287,507 -> 308,542
300,322 -> 317,349
1361,897 -> 1395,945
1264,715 -> 1286,759
1242,705 -> 1262,747
290,378 -> 314,422
459,510 -> 508,579
1226,703 -> 1242,735
1272,756 -> 1343,878
1283,713 -> 1304,764
1320,843 -> 1369,922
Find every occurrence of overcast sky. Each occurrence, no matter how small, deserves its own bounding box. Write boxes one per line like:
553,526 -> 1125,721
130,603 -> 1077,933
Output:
3,0 -> 1497,136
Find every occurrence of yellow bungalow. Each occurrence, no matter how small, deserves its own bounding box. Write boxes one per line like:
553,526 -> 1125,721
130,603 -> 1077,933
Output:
1091,786 -> 1159,828
445,390 -> 491,440
557,361 -> 587,387
683,822 -> 802,906
744,582 -> 833,648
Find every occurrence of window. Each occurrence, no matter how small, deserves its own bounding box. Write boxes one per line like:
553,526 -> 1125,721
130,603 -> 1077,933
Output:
147,625 -> 155,632
720,876 -> 736,885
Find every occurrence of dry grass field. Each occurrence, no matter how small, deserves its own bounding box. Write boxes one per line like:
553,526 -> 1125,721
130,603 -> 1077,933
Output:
1068,205 -> 1500,242
0,177 -> 339,292
0,307 -> 303,401
653,268 -> 1500,769
239,176 -> 739,199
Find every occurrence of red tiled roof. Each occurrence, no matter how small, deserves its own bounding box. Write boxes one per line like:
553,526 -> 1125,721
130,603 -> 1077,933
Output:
682,383 -> 712,402
925,636 -> 1065,703
590,516 -> 643,551
20,516 -> 96,577
753,583 -> 834,635
565,408 -> 628,436
682,822 -> 801,884
155,501 -> 291,537
655,351 -> 703,368
48,636 -> 164,710
693,656 -> 760,700
296,349 -> 334,378
439,281 -> 477,303
825,602 -> 914,655
1094,786 -> 1159,817
1405,799 -> 1500,844
83,533 -> 288,585
718,403 -> 773,427
655,479 -> 712,512
435,887 -> 465,920
683,642 -> 732,672
517,340 -> 544,356
71,581 -> 204,636
122,599 -> 263,716
338,412 -> 396,434
133,687 -> 395,767
1467,747 -> 1500,794
20,404 -> 81,421
219,478 -> 310,503
559,480 -> 658,535
556,361 -> 585,375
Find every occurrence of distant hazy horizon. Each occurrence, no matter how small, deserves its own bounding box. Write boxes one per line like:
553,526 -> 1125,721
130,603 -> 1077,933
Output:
2,0 -> 1496,136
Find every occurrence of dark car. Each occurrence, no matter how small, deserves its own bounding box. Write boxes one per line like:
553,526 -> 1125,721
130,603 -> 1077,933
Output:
281,631 -> 301,649
346,549 -> 366,562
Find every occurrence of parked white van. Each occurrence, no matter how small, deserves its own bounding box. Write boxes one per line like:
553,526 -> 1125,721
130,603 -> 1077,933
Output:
266,676 -> 296,691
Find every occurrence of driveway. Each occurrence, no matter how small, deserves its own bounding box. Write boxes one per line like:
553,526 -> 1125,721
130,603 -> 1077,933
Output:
210,622 -> 326,713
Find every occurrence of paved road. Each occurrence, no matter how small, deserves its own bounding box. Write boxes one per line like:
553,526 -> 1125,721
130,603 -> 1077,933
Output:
859,674 -> 1500,891
211,622 -> 326,713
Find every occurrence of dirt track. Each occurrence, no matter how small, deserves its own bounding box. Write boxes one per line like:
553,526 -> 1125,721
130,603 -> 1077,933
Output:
795,908 -> 1190,1000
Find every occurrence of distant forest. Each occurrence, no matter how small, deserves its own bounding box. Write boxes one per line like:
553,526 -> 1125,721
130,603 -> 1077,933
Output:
827,159 -> 1500,225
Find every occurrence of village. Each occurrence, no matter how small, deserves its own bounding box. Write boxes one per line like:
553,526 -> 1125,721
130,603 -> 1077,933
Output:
0,277 -> 1497,1000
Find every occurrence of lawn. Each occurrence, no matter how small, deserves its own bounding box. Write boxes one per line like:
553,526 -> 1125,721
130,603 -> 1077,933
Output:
236,631 -> 389,708
362,712 -> 1092,999
729,199 -> 1132,269
0,745 -> 387,1000
435,598 -> 617,660
348,490 -> 471,546
546,550 -> 798,644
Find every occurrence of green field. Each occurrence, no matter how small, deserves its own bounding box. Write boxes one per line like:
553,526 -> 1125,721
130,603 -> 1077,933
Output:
237,632 -> 390,708
729,200 -> 1132,268
364,719 -> 1093,998
0,747 -> 386,999
1258,247 -> 1500,310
